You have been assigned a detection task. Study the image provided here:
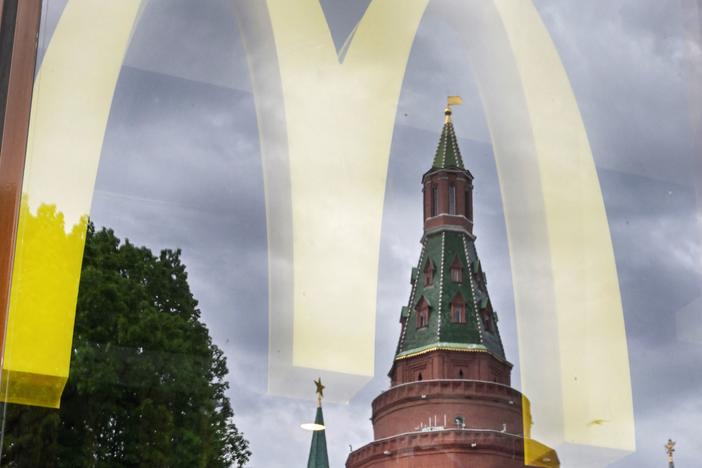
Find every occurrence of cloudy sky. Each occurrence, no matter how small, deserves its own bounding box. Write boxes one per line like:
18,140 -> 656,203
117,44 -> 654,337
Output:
35,0 -> 702,466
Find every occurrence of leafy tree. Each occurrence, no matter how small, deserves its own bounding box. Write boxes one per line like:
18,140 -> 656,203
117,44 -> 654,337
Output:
1,221 -> 250,467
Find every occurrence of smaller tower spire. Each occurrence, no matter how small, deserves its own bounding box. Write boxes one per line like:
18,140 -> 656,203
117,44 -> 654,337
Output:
432,97 -> 466,170
304,379 -> 330,468
664,438 -> 676,468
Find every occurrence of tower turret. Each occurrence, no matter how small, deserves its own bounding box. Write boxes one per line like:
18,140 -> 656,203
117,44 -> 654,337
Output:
422,105 -> 475,237
391,102 -> 510,388
346,100 -> 559,468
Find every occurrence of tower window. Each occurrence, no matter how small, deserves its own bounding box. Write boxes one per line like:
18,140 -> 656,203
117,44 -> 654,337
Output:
450,257 -> 462,283
452,303 -> 465,323
417,308 -> 429,328
451,293 -> 466,323
451,295 -> 466,323
423,261 -> 434,286
431,186 -> 439,216
480,308 -> 494,333
449,185 -> 456,215
416,298 -> 430,329
465,190 -> 472,219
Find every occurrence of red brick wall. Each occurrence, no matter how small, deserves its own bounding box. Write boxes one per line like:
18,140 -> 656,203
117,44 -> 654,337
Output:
389,350 -> 512,386
422,170 -> 474,234
371,380 -> 523,440
347,430 -> 529,468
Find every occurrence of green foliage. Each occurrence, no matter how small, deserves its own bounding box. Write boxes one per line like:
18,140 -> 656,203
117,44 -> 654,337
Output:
1,224 -> 250,467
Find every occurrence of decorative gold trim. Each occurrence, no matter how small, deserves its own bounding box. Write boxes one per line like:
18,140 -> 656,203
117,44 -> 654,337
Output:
394,345 -> 488,361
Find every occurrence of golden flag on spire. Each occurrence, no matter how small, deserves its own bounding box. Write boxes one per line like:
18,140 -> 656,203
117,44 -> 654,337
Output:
447,95 -> 463,107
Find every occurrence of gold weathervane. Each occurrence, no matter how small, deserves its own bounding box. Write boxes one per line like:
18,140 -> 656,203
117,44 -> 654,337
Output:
664,439 -> 676,463
445,95 -> 463,123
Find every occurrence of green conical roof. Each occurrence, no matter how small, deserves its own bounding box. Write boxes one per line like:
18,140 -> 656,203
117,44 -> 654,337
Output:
396,230 -> 506,360
396,115 -> 505,362
306,405 -> 329,468
431,119 -> 465,169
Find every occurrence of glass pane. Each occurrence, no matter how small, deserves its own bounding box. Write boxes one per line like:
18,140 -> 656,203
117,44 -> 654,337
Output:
0,1 -> 699,467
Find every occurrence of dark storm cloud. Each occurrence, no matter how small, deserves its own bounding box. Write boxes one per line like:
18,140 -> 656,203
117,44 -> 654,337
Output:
124,0 -> 251,91
535,0 -> 699,184
599,169 -> 702,467
395,2 -> 492,142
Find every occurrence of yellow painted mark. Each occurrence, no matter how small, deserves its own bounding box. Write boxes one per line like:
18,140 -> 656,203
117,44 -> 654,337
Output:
2,0 -> 143,408
2,202 -> 87,408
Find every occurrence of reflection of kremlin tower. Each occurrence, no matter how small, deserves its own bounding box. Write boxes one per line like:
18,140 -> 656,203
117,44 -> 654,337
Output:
346,104 -> 558,468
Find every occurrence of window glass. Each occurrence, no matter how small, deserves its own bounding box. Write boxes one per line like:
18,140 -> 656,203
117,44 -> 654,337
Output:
431,185 -> 439,216
0,1 -> 699,467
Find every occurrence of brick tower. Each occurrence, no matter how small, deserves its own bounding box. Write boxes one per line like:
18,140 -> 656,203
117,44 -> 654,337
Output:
346,103 -> 559,468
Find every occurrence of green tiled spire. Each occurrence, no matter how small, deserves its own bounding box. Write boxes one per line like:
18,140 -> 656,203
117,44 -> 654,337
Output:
396,110 -> 505,362
396,231 -> 505,360
306,405 -> 329,468
307,379 -> 329,468
431,109 -> 465,169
